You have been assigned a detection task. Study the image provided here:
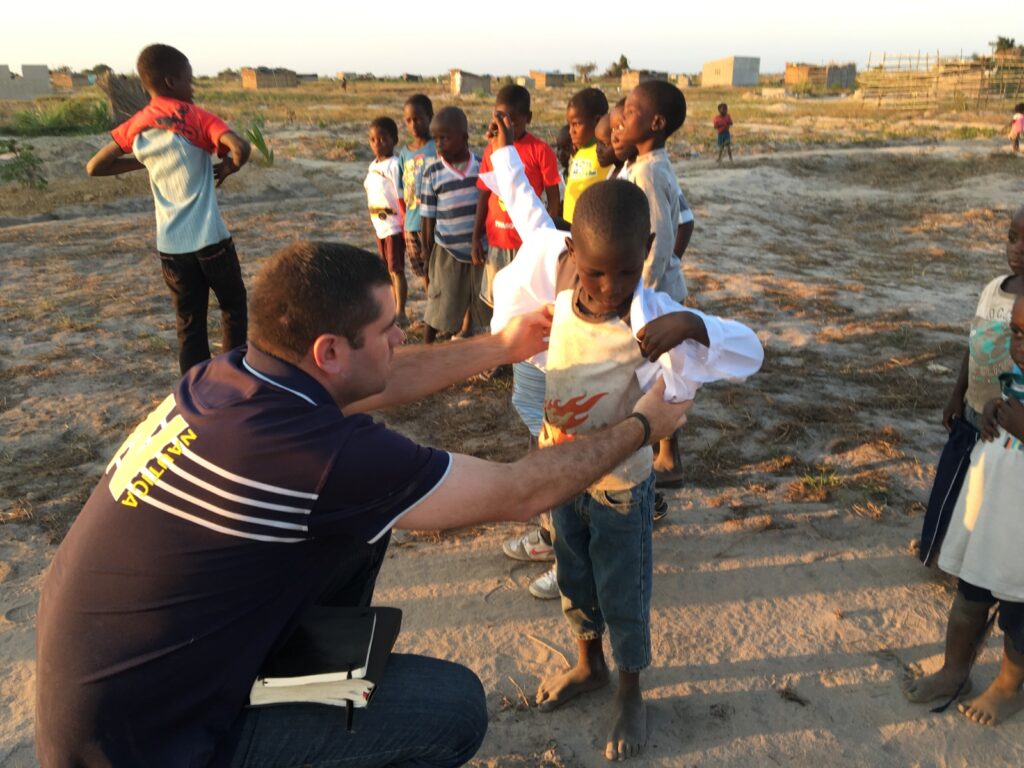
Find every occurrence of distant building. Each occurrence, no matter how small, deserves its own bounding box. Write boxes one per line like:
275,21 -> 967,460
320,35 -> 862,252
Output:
450,69 -> 490,96
0,65 -> 52,100
401,73 -> 422,82
296,73 -> 319,83
516,76 -> 536,89
50,71 -> 92,90
621,69 -> 668,90
701,56 -> 760,87
529,70 -> 574,89
241,67 -> 298,89
675,74 -> 691,89
784,62 -> 856,91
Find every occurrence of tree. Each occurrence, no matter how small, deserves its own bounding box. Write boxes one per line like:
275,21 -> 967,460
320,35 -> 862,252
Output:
574,62 -> 597,83
604,54 -> 630,78
990,36 -> 1016,53
91,64 -> 113,76
217,68 -> 240,81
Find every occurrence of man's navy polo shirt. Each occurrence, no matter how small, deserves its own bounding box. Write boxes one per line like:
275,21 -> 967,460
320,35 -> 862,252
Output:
35,345 -> 451,767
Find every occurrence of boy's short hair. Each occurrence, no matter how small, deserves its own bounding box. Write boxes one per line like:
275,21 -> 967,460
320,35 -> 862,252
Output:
249,241 -> 391,363
405,93 -> 434,118
1016,102 -> 1024,114
718,102 -> 728,110
432,106 -> 468,132
634,80 -> 687,137
568,88 -> 609,121
572,180 -> 650,254
137,44 -> 189,92
370,116 -> 399,143
496,84 -> 531,115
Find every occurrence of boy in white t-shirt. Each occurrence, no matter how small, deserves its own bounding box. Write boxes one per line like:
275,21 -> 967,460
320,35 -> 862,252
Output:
486,113 -> 763,761
364,116 -> 408,326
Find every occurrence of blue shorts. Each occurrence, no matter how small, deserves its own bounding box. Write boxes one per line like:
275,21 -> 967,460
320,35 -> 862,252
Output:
552,473 -> 655,672
717,131 -> 731,147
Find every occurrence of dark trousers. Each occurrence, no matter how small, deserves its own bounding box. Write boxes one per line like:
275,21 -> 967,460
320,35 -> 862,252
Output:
159,238 -> 247,374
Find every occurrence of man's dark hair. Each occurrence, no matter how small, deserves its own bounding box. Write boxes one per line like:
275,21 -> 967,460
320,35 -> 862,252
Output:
496,84 -> 531,115
635,80 -> 687,137
137,44 -> 189,92
568,87 -> 609,121
249,241 -> 391,363
370,116 -> 399,143
571,180 -> 650,255
404,93 -> 434,118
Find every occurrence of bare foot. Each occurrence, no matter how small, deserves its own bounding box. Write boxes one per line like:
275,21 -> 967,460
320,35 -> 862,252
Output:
958,680 -> 1024,726
604,687 -> 647,761
536,664 -> 609,712
902,669 -> 971,703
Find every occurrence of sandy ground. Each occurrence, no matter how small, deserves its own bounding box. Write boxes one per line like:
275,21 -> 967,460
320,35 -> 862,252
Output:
1,134 -> 1024,766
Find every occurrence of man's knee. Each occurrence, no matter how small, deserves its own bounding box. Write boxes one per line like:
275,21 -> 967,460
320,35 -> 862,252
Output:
430,660 -> 488,767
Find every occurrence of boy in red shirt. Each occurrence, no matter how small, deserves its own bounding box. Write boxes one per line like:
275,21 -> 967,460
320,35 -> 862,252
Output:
473,84 -> 561,307
86,44 -> 250,374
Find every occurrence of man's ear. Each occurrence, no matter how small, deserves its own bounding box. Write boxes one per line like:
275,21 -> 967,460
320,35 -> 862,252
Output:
565,236 -> 576,262
645,232 -> 656,257
311,334 -> 350,376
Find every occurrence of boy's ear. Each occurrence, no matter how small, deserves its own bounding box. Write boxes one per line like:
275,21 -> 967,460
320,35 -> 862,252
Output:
651,113 -> 667,133
645,232 -> 656,256
565,237 -> 576,261
526,110 -> 533,124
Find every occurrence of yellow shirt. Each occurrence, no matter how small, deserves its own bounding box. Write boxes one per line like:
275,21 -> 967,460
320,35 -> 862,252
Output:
563,142 -> 610,223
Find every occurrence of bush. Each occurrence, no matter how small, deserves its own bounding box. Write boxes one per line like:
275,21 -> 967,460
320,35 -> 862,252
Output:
2,99 -> 111,136
0,139 -> 47,188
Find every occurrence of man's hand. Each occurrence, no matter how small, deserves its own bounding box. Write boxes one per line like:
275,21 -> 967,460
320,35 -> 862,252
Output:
471,239 -> 486,266
632,376 -> 692,444
980,398 -> 1003,441
490,110 -> 515,152
498,306 -> 553,362
996,397 -> 1024,441
636,312 -> 709,361
214,158 -> 240,187
942,391 -> 965,432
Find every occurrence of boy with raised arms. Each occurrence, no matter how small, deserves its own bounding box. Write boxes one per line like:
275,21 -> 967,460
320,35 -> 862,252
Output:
485,112 -> 763,761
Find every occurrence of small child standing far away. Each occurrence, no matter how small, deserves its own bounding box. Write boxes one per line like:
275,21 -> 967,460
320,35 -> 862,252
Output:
906,296 -> 1024,726
419,106 -> 490,343
486,112 -> 763,760
714,102 -> 733,163
364,116 -> 408,326
398,94 -> 436,291
1009,103 -> 1024,154
906,208 -> 1024,725
617,80 -> 693,486
564,88 -> 611,223
473,84 -> 561,307
86,44 -> 250,374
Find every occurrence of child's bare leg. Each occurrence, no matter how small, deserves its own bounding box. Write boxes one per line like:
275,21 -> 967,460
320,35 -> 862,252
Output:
959,635 -> 1024,725
727,144 -> 733,162
424,325 -> 438,344
605,670 -> 647,761
652,431 -> 682,486
392,271 -> 409,325
903,590 -> 990,702
458,307 -> 473,337
536,636 -> 609,712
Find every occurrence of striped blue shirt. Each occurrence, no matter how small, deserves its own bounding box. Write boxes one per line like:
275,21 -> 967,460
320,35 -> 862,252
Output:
419,154 -> 482,262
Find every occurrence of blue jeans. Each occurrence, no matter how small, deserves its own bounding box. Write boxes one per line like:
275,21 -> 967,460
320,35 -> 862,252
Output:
226,653 -> 487,767
552,473 -> 655,673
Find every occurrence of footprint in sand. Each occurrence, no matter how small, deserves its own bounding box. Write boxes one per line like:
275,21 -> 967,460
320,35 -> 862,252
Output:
4,603 -> 36,624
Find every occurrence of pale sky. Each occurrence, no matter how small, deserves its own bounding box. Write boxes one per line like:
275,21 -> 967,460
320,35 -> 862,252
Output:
4,1 -> 1015,78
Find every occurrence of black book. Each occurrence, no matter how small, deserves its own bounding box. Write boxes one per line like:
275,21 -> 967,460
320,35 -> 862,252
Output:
249,606 -> 402,709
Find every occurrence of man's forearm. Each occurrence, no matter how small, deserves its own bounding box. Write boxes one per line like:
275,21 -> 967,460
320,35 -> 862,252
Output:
346,334 -> 511,413
507,418 -> 647,516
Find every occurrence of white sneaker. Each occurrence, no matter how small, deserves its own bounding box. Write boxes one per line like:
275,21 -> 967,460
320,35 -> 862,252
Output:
528,565 -> 560,599
502,529 -> 555,562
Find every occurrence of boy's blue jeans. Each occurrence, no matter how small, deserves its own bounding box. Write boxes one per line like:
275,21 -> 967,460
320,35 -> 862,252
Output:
552,473 -> 655,673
